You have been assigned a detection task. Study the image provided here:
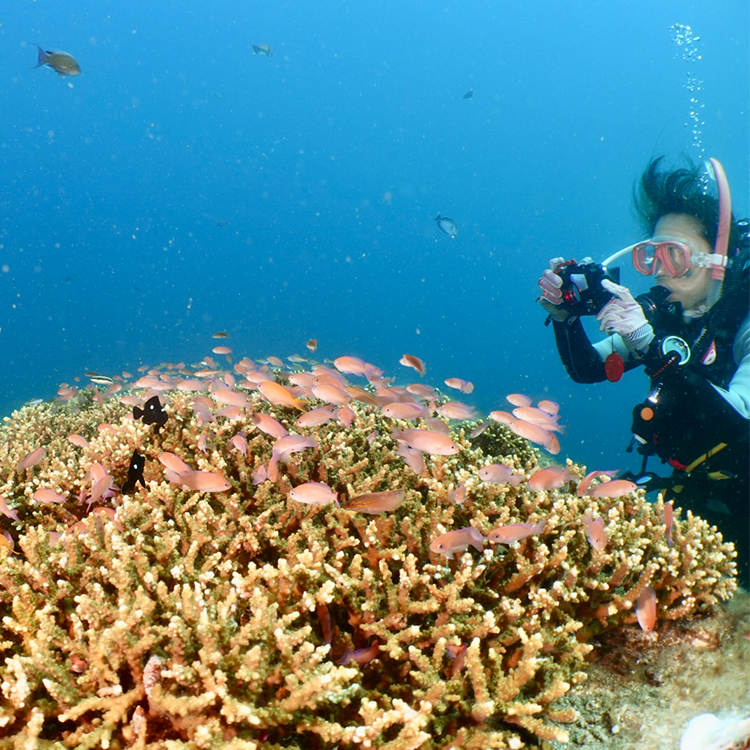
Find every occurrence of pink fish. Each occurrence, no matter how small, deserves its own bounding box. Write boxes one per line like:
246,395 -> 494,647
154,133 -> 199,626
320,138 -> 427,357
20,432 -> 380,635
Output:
399,354 -> 426,376
67,434 -> 89,449
477,463 -> 523,485
447,483 -> 467,505
430,526 -> 485,559
588,479 -> 637,499
311,382 -> 352,406
252,465 -> 269,485
33,488 -> 67,505
252,412 -> 289,439
381,402 -> 428,420
0,495 -> 20,521
228,432 -> 247,456
468,422 -> 490,438
437,401 -> 478,421
506,393 -> 533,408
391,428 -> 460,456
272,434 -> 317,461
296,406 -> 336,428
537,399 -> 559,416
635,585 -> 657,633
333,356 -> 376,377
212,345 -> 232,356
211,389 -> 250,409
338,643 -> 380,666
164,469 -> 231,493
396,443 -> 425,473
489,410 -> 514,426
444,378 -> 474,394
487,520 -> 545,545
406,383 -> 438,399
18,446 -> 46,471
512,406 -> 561,431
577,470 -> 619,497
342,489 -> 405,514
288,481 -> 337,505
582,513 -> 607,551
528,465 -> 575,491
507,419 -> 556,452
158,452 -> 192,474
337,406 -> 355,427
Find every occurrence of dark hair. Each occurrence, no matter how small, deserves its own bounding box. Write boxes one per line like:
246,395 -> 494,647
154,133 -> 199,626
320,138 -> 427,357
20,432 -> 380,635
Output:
633,156 -> 741,253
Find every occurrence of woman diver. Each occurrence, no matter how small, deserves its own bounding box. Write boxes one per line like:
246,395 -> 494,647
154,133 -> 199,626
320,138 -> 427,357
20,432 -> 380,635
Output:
538,157 -> 749,582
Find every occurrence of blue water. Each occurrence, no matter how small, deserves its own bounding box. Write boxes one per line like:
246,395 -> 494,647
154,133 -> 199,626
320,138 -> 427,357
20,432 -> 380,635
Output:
0,0 -> 747,474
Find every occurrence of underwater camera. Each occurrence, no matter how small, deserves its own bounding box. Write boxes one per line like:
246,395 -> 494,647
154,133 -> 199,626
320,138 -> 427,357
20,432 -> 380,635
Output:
554,259 -> 620,317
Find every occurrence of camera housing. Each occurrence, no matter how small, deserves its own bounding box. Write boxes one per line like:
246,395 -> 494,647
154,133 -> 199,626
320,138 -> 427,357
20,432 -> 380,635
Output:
554,259 -> 620,317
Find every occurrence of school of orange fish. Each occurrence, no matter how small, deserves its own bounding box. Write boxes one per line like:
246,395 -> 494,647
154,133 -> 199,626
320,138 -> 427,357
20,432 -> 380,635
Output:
2,342 -> 662,633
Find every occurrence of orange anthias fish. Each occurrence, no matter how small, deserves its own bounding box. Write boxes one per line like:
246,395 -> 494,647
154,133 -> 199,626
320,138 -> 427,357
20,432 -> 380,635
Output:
391,428 -> 460,456
487,520 -> 545,545
258,381 -> 306,411
164,469 -> 231,493
399,354 -> 426,376
342,489 -> 406,514
588,479 -> 637,499
635,585 -> 657,633
429,526 -> 484,559
582,512 -> 607,551
288,482 -> 337,505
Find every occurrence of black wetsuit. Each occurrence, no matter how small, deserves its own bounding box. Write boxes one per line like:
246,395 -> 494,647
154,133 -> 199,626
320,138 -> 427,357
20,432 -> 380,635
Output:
552,278 -> 750,582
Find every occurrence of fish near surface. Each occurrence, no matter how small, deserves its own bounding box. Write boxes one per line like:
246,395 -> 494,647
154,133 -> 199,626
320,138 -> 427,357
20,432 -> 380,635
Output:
33,44 -> 81,76
430,526 -> 484,559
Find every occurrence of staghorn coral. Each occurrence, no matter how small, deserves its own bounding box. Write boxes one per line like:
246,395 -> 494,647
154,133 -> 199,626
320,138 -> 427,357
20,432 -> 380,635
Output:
0,356 -> 737,749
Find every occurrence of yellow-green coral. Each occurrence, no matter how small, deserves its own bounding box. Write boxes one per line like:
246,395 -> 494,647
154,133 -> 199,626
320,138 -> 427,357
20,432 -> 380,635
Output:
0,366 -> 737,749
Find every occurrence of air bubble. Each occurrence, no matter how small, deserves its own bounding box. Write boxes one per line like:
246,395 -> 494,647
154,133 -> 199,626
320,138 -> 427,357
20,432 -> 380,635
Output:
670,23 -> 705,156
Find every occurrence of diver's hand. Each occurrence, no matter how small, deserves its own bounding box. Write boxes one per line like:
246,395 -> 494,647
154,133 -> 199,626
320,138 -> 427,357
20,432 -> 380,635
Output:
596,279 -> 654,353
538,258 -> 570,322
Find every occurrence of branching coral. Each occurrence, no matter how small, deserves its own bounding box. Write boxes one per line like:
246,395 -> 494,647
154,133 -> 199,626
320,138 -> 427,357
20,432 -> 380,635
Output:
0,358 -> 737,749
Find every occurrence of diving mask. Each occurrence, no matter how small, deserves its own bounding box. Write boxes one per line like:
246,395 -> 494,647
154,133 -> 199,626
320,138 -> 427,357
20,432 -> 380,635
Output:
631,239 -> 713,278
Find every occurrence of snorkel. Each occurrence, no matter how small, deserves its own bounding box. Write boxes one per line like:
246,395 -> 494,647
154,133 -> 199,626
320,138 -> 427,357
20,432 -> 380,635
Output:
705,157 -> 731,307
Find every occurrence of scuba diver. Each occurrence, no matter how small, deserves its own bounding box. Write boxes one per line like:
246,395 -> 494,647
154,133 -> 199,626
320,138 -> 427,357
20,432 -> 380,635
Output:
538,157 -> 749,583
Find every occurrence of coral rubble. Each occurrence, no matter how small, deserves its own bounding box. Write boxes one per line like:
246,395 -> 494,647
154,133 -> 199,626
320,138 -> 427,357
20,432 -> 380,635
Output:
0,354 -> 737,748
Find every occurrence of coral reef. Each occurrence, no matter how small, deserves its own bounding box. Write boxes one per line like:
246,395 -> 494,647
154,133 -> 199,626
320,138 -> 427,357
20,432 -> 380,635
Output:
0,354 -> 737,749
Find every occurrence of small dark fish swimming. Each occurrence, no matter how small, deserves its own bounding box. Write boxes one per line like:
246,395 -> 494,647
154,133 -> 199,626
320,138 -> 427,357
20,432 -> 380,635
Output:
252,44 -> 273,57
463,88 -> 474,100
133,395 -> 168,432
32,45 -> 81,77
435,214 -> 458,239
121,450 -> 146,495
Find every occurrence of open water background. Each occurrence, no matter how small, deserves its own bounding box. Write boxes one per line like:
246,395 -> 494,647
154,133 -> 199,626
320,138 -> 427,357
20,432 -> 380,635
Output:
0,0 -> 747,475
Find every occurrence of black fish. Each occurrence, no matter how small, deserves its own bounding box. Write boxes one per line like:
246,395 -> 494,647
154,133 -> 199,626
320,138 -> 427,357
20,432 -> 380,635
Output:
463,88 -> 474,100
133,395 -> 168,432
121,450 -> 146,495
